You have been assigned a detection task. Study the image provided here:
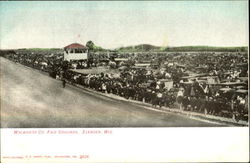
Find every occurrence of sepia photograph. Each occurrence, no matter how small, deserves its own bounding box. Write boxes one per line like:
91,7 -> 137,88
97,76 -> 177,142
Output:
0,0 -> 249,162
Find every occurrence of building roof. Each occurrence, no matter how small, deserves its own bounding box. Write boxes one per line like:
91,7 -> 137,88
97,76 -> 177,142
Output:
64,43 -> 87,49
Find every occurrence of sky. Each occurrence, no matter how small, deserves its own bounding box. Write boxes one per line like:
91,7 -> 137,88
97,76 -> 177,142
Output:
0,1 -> 248,49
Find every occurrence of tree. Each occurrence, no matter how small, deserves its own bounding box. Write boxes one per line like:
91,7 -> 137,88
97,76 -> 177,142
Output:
86,41 -> 95,51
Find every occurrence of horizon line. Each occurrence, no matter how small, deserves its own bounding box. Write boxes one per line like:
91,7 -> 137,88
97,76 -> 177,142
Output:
0,44 -> 248,50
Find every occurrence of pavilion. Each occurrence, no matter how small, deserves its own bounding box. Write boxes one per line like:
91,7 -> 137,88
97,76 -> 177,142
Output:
63,43 -> 88,62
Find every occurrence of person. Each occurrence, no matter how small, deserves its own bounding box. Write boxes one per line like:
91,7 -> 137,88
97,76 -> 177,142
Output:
62,79 -> 66,88
102,83 -> 107,93
176,88 -> 184,110
151,91 -> 157,107
156,91 -> 163,108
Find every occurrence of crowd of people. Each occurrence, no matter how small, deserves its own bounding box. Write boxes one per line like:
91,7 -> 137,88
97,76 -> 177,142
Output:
1,49 -> 248,122
64,68 -> 177,108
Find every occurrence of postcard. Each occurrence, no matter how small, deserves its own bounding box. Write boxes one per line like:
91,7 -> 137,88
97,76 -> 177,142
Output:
0,1 -> 249,162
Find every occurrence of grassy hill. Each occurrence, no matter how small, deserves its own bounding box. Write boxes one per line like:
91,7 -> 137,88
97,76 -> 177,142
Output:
164,46 -> 247,52
116,45 -> 248,52
116,44 -> 161,52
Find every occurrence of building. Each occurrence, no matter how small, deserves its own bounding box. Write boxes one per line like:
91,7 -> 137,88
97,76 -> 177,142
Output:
63,43 -> 88,61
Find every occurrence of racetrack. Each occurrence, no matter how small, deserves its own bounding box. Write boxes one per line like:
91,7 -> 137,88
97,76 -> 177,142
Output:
0,57 -> 222,127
